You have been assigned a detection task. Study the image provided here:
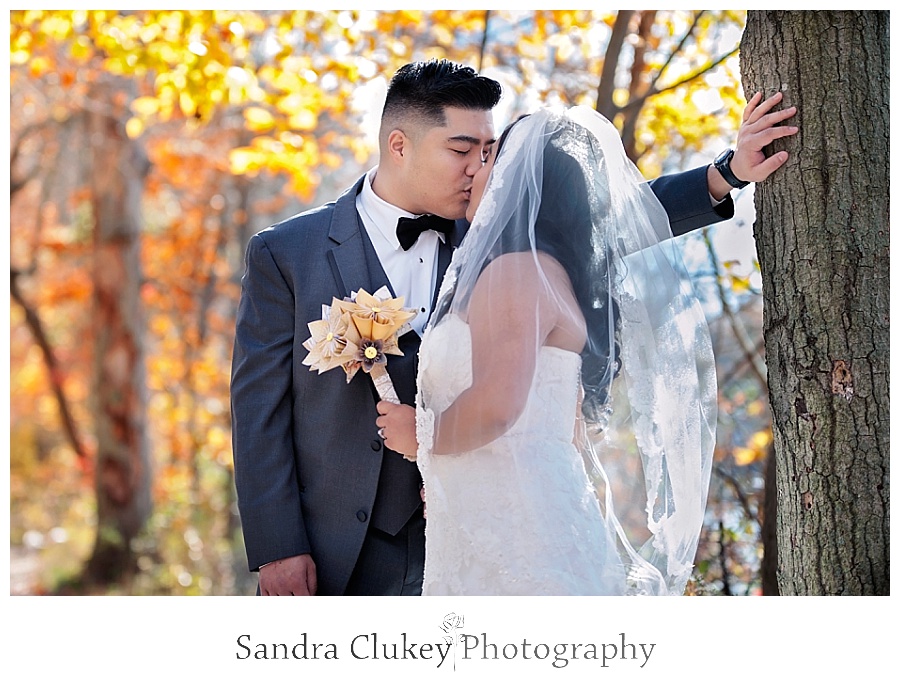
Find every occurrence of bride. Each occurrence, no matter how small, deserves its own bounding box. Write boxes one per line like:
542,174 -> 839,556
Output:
385,106 -> 716,595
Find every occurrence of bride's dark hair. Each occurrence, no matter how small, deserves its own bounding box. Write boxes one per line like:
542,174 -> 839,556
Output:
493,115 -> 621,423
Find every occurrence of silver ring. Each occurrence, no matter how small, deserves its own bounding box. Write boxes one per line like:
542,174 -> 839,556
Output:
377,428 -> 385,439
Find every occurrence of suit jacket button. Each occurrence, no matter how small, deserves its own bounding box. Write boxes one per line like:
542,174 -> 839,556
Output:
371,439 -> 382,451
356,510 -> 368,522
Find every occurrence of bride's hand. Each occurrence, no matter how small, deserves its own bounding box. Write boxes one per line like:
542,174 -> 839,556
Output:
375,401 -> 419,457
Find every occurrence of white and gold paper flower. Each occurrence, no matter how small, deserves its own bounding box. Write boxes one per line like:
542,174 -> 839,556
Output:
301,301 -> 361,373
302,286 -> 415,405
335,286 -> 416,341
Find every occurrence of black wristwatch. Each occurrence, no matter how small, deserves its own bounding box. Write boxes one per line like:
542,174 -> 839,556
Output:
714,148 -> 749,189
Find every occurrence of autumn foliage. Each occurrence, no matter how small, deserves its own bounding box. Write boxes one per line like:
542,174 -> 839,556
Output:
10,10 -> 771,595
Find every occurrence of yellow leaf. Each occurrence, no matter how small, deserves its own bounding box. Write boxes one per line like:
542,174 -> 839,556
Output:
322,151 -> 343,168
750,429 -> 772,450
288,109 -> 318,131
244,106 -> 275,131
132,96 -> 160,116
746,399 -> 767,416
730,275 -> 752,293
29,55 -> 53,77
179,91 -> 197,117
125,117 -> 144,139
70,36 -> 93,61
733,447 -> 758,466
9,49 -> 30,66
432,24 -> 454,45
229,147 -> 263,174
207,426 -> 228,451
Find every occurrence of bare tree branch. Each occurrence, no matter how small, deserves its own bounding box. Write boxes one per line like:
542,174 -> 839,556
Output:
714,463 -> 759,526
702,228 -> 769,390
10,269 -> 88,461
622,45 -> 740,114
718,519 -> 733,595
646,10 -> 705,95
719,336 -> 767,391
10,120 -> 59,197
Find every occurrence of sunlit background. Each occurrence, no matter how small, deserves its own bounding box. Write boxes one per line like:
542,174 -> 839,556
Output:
9,9 -> 775,595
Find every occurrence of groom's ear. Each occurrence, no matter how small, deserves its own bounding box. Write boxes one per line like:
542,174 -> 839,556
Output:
386,128 -> 409,164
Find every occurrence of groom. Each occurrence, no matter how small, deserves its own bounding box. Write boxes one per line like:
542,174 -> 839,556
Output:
230,59 -> 797,595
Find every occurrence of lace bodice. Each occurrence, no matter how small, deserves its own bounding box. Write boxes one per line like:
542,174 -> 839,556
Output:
417,314 -> 580,446
415,315 -> 625,595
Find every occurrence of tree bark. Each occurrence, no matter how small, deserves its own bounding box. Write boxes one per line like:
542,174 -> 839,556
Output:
740,11 -> 889,595
84,101 -> 153,585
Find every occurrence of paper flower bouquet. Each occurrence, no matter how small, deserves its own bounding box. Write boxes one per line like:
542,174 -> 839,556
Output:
301,286 -> 415,404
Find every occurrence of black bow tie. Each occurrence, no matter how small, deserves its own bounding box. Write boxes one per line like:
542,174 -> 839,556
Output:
395,214 -> 455,251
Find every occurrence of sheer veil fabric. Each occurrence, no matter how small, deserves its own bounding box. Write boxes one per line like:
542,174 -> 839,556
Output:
415,107 -> 716,595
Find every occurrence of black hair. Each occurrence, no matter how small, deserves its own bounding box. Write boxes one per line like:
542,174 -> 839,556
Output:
494,116 -> 622,424
381,59 -> 502,132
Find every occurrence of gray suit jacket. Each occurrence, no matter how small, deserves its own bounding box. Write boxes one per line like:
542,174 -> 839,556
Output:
230,165 -> 731,595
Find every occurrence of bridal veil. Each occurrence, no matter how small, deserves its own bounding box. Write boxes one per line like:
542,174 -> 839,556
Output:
417,107 -> 716,595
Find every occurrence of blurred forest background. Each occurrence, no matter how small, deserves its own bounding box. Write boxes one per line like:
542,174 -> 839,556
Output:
9,9 -> 776,595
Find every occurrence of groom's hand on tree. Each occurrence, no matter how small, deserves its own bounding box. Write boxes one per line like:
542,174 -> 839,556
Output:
259,553 -> 317,596
708,91 -> 799,201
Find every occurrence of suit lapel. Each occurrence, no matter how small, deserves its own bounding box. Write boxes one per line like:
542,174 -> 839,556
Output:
326,177 -> 392,299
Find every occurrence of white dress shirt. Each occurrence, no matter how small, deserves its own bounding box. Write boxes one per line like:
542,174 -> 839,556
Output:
355,167 -> 445,336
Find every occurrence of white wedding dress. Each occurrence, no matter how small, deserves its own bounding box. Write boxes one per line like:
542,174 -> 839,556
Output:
416,314 -> 626,595
414,108 -> 715,596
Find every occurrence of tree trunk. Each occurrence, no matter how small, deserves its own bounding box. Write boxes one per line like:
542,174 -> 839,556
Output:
84,103 -> 152,585
595,10 -> 634,119
740,11 -> 889,595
